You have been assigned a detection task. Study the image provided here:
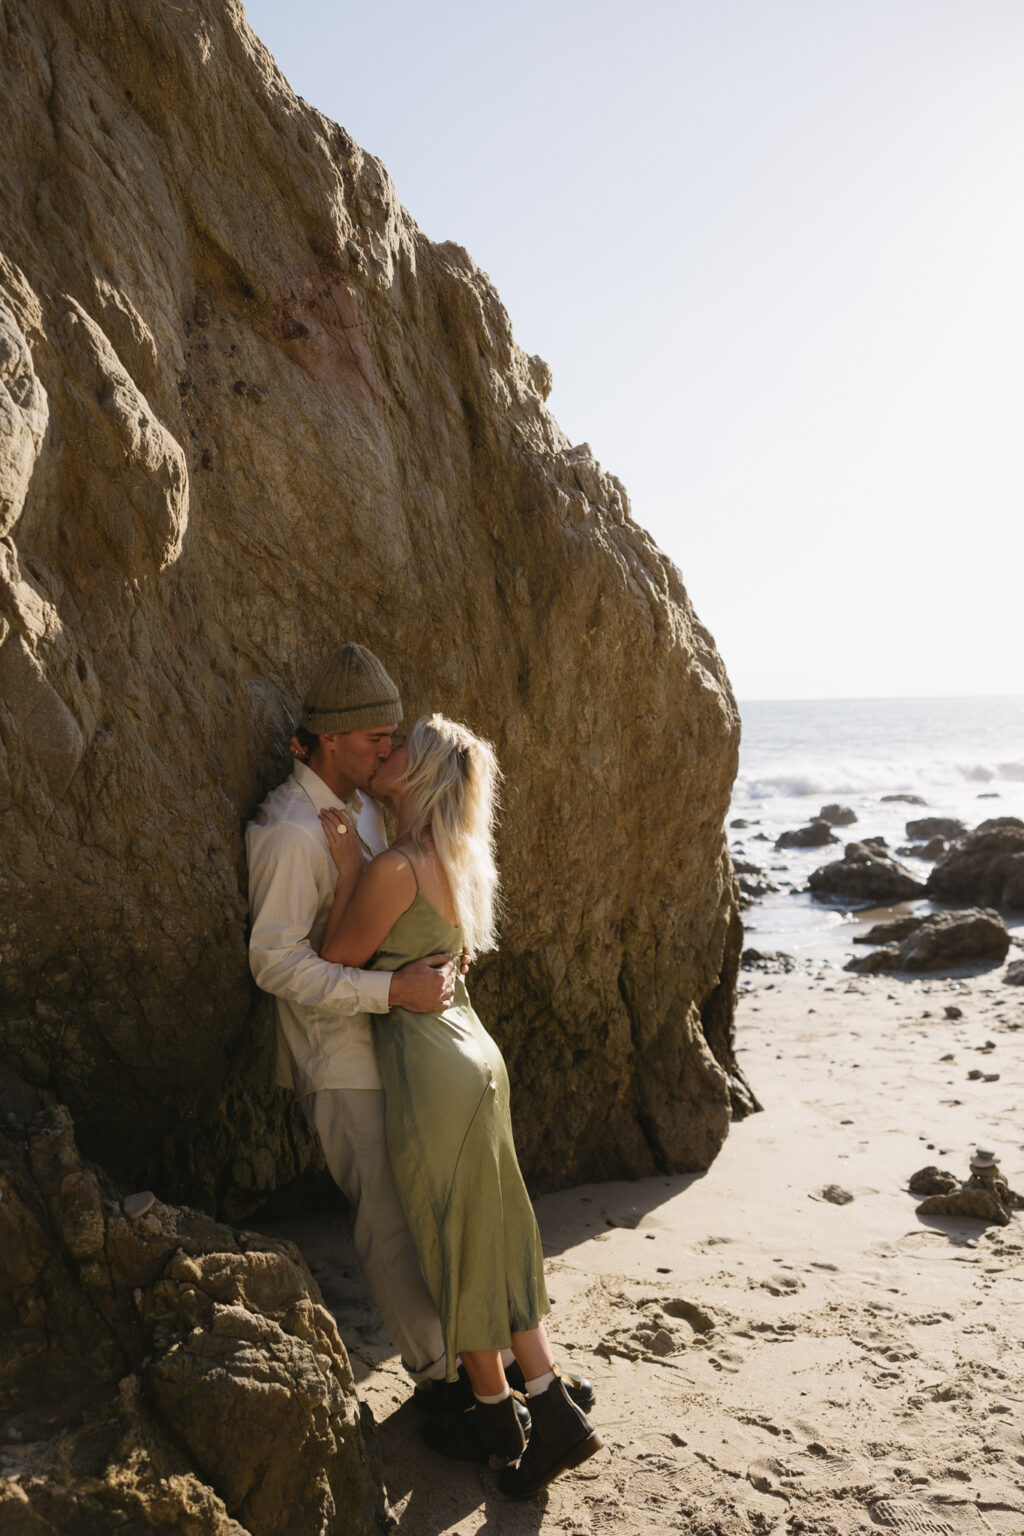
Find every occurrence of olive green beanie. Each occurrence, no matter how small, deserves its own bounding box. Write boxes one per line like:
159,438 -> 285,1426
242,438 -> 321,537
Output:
301,642 -> 402,734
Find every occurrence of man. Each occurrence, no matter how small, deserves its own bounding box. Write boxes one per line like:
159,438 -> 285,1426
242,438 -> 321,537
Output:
246,641 -> 450,1384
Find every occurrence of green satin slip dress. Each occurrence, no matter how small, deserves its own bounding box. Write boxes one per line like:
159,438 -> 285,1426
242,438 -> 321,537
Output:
370,875 -> 549,1379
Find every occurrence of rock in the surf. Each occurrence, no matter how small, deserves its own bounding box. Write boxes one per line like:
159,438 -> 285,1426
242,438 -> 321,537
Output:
818,803 -> 857,826
775,819 -> 838,849
925,819 -> 1024,912
906,816 -> 966,841
810,843 -> 925,903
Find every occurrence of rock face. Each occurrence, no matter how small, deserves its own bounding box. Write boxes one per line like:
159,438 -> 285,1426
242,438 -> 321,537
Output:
925,819 -> 1024,912
0,1084 -> 381,1534
808,843 -> 925,903
845,908 -> 1010,974
0,0 -> 747,1212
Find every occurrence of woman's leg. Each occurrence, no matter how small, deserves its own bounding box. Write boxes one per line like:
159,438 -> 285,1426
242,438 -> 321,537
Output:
426,1346 -> 526,1464
509,1322 -> 555,1383
459,1348 -> 508,1397
499,1322 -> 603,1499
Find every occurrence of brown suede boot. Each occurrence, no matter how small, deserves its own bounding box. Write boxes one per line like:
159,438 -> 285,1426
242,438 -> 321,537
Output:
497,1376 -> 604,1498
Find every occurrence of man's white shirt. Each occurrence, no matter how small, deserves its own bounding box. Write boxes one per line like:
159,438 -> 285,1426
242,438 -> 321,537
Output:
245,758 -> 392,1095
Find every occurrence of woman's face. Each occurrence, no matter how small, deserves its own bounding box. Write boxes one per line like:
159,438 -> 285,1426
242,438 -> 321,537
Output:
370,736 -> 408,799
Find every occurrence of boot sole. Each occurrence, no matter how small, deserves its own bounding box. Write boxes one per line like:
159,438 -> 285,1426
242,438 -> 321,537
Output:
500,1429 -> 604,1499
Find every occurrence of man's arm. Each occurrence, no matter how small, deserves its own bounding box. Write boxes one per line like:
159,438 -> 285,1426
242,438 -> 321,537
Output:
247,821 -> 455,1013
247,823 -> 391,1013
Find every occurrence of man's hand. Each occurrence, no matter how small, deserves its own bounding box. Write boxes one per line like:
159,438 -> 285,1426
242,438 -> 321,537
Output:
389,954 -> 456,1012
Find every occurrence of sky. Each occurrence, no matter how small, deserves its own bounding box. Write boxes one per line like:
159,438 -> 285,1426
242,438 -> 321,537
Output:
243,0 -> 1024,701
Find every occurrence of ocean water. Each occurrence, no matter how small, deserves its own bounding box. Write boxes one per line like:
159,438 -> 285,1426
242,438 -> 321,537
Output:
729,696 -> 1024,958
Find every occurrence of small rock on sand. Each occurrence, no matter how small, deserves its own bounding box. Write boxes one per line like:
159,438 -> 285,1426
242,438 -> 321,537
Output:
816,1185 -> 854,1205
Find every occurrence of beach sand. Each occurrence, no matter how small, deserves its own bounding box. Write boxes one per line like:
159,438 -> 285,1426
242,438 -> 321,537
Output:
265,963 -> 1024,1535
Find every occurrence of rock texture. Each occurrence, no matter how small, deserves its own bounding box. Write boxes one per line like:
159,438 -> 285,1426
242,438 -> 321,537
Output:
925,819 -> 1024,912
808,843 -> 925,904
0,1083 -> 382,1534
0,0 -> 747,1212
844,908 -> 1010,975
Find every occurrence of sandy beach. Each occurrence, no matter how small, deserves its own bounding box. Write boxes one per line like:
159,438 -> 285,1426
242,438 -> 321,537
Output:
264,957 -> 1024,1536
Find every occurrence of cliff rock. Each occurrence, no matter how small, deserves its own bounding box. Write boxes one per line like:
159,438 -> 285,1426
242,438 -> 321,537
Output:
0,1081 -> 382,1534
0,0 -> 748,1213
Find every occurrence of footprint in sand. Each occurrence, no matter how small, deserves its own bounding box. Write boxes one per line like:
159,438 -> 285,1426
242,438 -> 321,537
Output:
869,1496 -> 987,1533
596,1295 -> 721,1362
754,1271 -> 806,1296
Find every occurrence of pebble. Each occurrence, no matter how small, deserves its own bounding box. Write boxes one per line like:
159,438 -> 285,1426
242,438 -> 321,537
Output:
123,1190 -> 156,1218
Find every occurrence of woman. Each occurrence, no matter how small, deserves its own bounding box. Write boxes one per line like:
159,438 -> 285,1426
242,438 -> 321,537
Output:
317,713 -> 602,1498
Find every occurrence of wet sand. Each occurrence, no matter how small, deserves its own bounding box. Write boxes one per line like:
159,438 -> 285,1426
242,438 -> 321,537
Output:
267,959 -> 1024,1536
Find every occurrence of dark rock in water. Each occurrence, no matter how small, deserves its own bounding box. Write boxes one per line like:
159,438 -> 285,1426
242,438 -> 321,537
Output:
917,836 -> 947,862
897,838 -> 945,861
1004,959 -> 1024,986
753,831 -> 771,841
881,793 -> 928,805
853,915 -> 924,945
906,816 -> 965,841
741,949 -> 798,974
818,803 -> 857,826
908,1166 -> 960,1196
861,835 -> 889,851
731,817 -> 752,828
925,819 -> 1024,912
0,1094 -> 382,1534
775,820 -> 839,849
734,860 -> 779,899
845,907 -> 1009,974
977,792 -> 1000,798
810,843 -> 925,903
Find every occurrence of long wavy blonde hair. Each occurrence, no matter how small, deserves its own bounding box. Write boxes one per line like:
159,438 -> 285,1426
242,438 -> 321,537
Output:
400,714 -> 502,956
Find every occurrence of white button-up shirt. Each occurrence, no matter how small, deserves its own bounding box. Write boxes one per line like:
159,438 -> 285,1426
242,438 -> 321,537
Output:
245,758 -> 392,1095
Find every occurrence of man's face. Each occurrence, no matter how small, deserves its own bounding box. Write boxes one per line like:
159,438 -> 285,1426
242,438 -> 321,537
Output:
323,724 -> 398,795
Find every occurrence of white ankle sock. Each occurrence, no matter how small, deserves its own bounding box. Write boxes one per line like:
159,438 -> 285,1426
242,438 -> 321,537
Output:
474,1385 -> 510,1405
525,1369 -> 556,1396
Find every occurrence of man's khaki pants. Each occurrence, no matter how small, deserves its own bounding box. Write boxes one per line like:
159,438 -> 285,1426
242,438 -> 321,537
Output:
300,1087 -> 446,1380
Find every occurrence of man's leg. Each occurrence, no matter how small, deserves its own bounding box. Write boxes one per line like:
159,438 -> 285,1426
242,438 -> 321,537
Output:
301,1087 -> 446,1380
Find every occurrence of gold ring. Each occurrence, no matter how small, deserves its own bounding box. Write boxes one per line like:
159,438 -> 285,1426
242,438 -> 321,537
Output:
336,823 -> 347,835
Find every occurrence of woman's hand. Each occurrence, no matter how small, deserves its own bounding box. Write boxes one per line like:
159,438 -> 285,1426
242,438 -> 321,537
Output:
318,807 -> 363,879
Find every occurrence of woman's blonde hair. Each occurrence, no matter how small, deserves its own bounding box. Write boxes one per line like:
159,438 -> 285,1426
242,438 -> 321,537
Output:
400,714 -> 502,955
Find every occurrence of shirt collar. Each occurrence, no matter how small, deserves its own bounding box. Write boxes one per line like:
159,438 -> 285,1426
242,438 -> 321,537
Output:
292,758 -> 363,817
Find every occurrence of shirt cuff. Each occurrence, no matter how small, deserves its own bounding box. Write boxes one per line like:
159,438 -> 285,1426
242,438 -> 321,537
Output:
359,968 -> 393,1014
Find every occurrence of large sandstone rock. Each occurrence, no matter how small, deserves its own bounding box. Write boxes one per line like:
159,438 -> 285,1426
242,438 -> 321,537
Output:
0,0 -> 748,1212
0,1083 -> 382,1534
925,819 -> 1024,912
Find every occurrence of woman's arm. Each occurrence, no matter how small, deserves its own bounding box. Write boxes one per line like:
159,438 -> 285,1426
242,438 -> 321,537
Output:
318,812 -> 417,965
